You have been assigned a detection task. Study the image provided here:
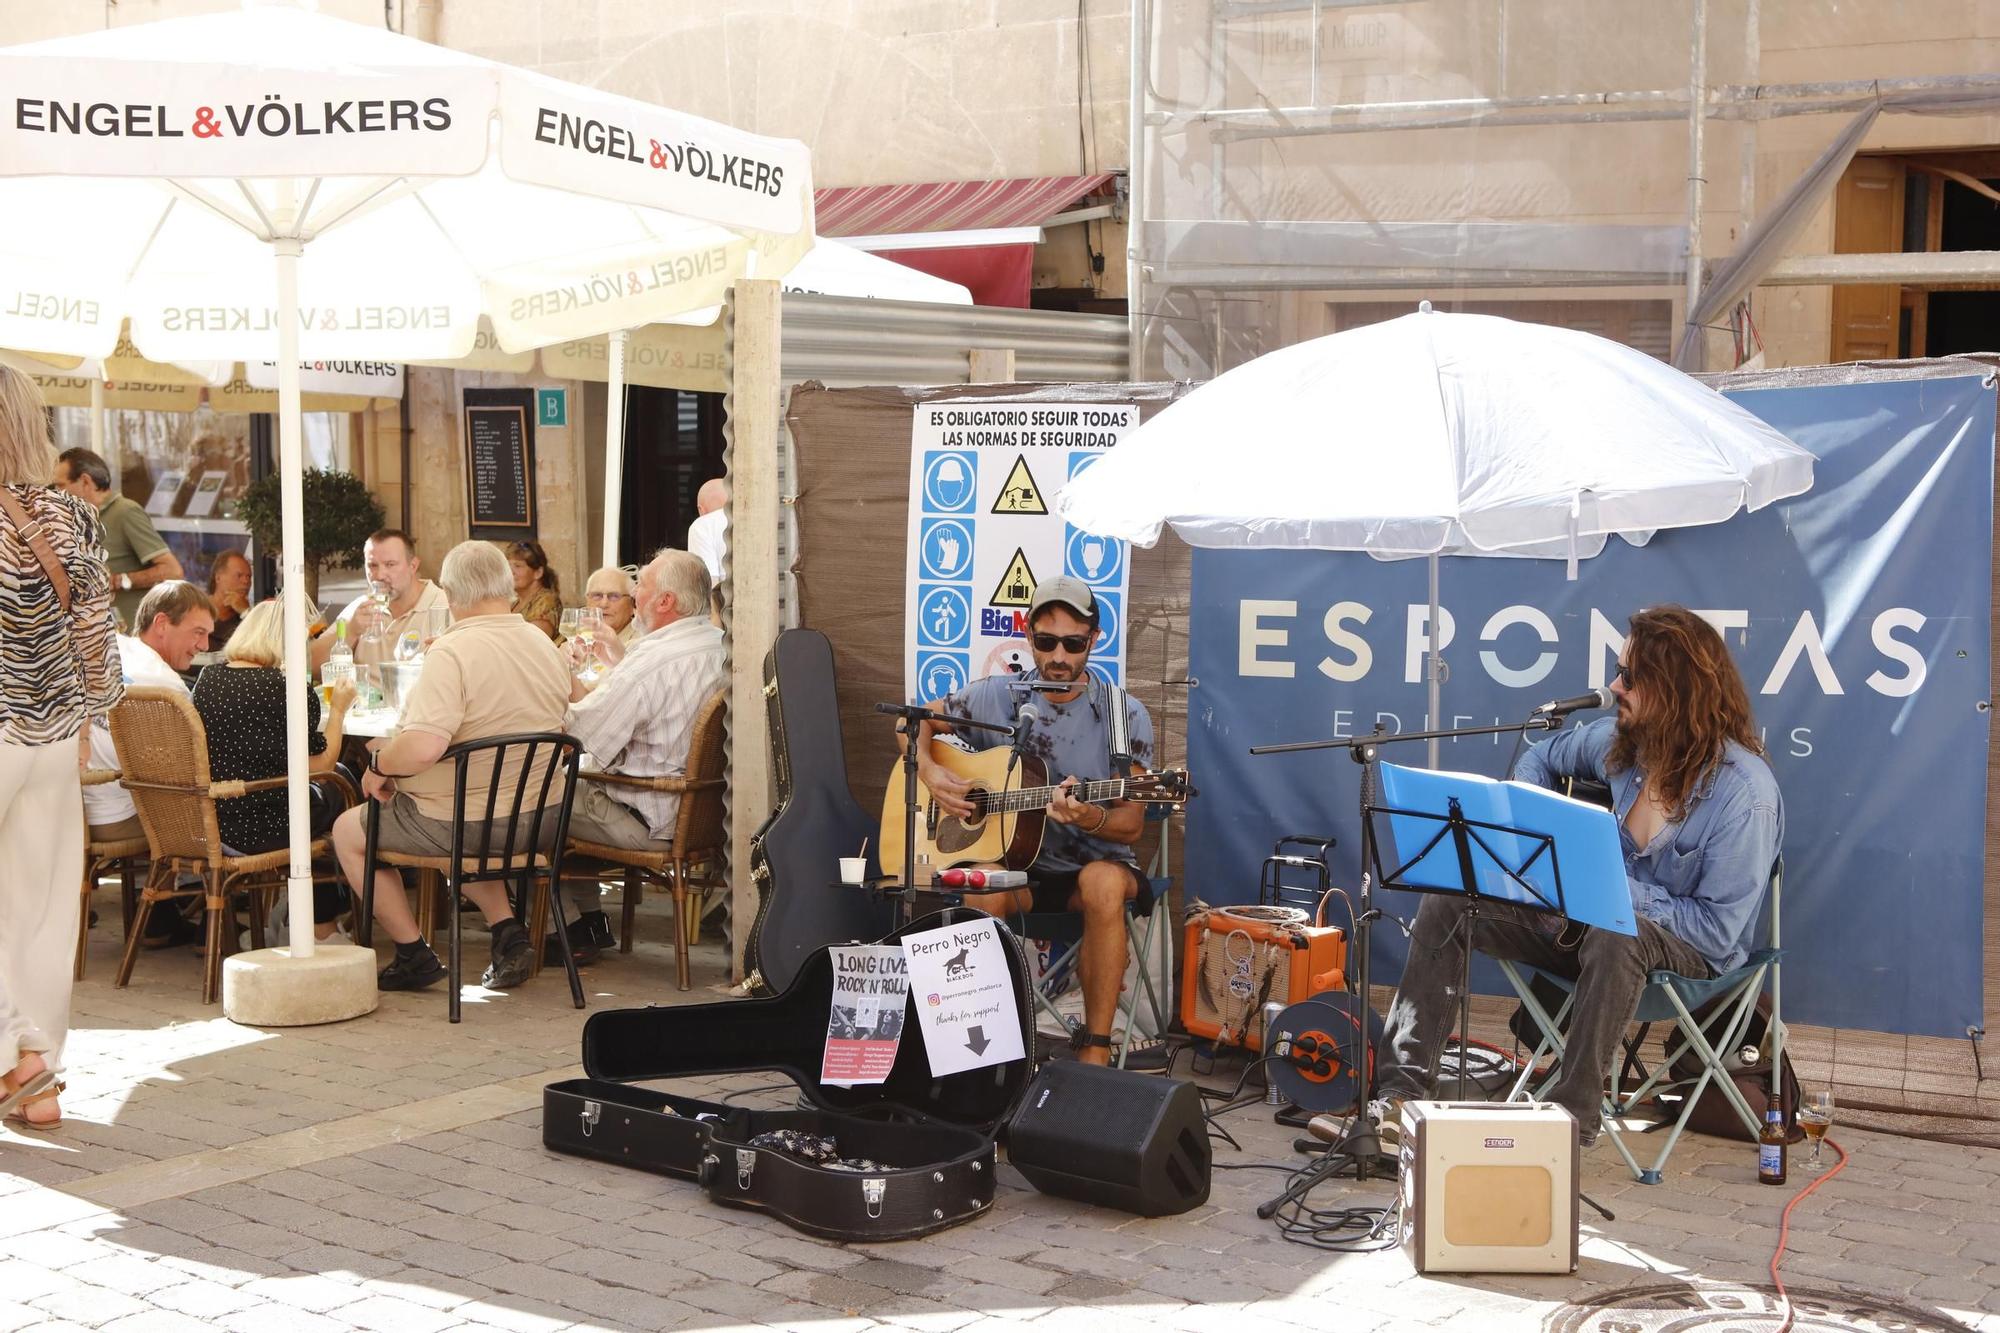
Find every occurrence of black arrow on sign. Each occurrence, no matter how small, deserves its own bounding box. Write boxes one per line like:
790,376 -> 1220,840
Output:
964,1026 -> 990,1056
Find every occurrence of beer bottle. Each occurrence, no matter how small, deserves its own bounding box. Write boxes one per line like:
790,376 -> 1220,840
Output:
1757,1106 -> 1788,1185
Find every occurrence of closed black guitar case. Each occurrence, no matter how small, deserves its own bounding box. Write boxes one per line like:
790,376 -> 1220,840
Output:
544,908 -> 1032,1241
745,628 -> 893,994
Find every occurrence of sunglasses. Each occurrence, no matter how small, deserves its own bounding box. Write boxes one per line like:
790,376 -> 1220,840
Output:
1031,632 -> 1093,654
1612,662 -> 1637,688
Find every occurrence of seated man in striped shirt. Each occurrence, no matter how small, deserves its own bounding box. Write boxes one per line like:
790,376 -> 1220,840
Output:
563,548 -> 727,850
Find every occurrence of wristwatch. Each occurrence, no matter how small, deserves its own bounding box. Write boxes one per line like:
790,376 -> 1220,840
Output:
116,573 -> 131,592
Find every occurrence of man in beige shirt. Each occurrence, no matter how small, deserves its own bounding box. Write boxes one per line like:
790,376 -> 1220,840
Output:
330,540 -> 571,992
309,528 -> 450,674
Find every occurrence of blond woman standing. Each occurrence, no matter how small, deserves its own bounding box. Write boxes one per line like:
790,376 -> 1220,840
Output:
0,366 -> 122,1131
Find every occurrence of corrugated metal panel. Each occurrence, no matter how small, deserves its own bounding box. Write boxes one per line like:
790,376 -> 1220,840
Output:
748,294 -> 1128,626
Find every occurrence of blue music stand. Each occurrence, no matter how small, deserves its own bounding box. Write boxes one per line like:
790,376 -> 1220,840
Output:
1368,763 -> 1636,1098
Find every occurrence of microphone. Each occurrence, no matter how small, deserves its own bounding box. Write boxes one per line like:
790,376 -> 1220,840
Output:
1531,686 -> 1613,718
1012,703 -> 1039,751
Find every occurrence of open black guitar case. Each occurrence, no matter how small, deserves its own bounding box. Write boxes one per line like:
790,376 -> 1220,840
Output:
544,908 -> 1033,1241
745,628 -> 894,994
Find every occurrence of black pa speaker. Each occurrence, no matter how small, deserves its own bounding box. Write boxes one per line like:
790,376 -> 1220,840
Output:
1005,1061 -> 1211,1216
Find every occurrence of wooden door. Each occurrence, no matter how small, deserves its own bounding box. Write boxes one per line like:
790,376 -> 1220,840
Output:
1831,156 -> 1906,362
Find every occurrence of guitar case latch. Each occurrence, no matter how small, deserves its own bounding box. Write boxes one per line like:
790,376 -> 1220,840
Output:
861,1177 -> 886,1219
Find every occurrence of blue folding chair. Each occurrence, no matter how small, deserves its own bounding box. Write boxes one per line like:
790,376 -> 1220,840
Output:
1500,859 -> 1784,1183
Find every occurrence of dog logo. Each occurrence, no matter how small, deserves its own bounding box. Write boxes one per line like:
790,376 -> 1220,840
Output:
943,947 -> 971,980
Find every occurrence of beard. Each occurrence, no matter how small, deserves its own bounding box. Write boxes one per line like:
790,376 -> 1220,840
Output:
1038,659 -> 1081,681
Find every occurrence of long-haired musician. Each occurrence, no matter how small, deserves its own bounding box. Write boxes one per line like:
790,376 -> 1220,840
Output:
1376,605 -> 1785,1145
909,576 -> 1155,1066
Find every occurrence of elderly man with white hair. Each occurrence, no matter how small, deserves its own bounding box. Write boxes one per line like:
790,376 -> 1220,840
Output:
563,548 -> 726,851
583,565 -> 643,647
331,540 -> 572,993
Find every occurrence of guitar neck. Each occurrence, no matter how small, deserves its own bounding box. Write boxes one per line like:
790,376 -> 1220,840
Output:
976,777 -> 1131,815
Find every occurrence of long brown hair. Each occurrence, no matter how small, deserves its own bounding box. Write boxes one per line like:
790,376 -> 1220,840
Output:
1608,605 -> 1762,819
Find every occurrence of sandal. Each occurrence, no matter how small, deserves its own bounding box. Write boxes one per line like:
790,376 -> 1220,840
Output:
5,1082 -> 62,1131
0,1056 -> 53,1120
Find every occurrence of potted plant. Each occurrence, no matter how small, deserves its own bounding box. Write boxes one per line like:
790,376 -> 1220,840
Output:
235,467 -> 386,604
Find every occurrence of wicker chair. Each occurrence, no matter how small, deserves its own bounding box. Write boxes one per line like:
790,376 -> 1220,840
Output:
358,732 -> 585,1023
564,686 -> 728,991
75,768 -> 149,982
107,687 -> 353,1004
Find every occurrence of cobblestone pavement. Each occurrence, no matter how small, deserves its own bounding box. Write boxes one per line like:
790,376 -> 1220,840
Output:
3,896 -> 1997,1333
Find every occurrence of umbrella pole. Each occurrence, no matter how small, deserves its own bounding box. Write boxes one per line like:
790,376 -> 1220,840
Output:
1427,553 -> 1442,769
599,329 -> 630,566
88,377 -> 105,459
274,238 -> 316,961
223,231 -> 376,1027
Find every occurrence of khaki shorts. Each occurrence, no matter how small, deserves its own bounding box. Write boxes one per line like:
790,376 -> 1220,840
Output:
566,781 -> 671,853
374,791 -> 557,859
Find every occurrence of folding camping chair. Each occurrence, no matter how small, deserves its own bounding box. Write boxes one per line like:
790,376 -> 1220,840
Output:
1012,832 -> 1173,1070
1498,859 -> 1785,1184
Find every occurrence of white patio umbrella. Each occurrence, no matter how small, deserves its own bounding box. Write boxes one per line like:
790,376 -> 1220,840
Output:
0,4 -> 813,988
1056,306 -> 1817,763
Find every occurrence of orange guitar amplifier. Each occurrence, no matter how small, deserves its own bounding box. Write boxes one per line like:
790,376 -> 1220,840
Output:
1180,905 -> 1346,1050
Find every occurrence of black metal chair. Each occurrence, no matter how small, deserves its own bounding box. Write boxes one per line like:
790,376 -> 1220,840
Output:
359,732 -> 586,1023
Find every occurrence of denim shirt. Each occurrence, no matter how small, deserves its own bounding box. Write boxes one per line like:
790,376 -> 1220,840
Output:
1512,716 -> 1783,975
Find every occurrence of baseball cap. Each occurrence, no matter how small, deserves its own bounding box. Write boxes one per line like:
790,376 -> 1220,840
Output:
1028,574 -> 1097,621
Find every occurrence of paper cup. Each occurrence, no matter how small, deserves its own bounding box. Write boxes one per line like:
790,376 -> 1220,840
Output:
838,857 -> 867,885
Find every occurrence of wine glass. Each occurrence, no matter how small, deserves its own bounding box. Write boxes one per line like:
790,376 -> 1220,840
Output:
419,606 -> 449,648
575,607 -> 605,683
1798,1091 -> 1834,1170
558,607 -> 581,646
361,579 -> 392,643
394,629 -> 423,664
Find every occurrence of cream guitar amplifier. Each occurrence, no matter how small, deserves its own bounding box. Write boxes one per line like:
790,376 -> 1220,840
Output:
1399,1101 -> 1578,1274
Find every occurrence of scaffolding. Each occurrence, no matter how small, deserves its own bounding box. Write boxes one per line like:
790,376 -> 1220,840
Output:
1127,0 -> 2000,379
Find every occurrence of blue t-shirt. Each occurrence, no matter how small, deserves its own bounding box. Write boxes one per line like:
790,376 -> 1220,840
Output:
940,671 -> 1154,873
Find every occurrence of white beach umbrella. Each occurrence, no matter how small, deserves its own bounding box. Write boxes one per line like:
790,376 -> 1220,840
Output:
0,4 -> 813,973
1057,307 -> 1817,762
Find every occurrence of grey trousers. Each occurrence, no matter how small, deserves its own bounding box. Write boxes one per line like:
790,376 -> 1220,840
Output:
1375,893 -> 1711,1127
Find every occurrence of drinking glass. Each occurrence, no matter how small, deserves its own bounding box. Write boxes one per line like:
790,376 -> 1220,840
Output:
558,607 -> 581,644
419,606 -> 449,647
394,629 -> 423,664
1798,1091 -> 1834,1169
575,607 -> 605,683
362,579 -> 391,643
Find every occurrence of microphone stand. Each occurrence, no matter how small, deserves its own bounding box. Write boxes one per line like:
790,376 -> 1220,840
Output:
1247,712 -> 1574,1192
873,702 -> 1014,923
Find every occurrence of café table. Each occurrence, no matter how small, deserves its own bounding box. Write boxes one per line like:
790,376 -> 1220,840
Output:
338,705 -> 399,740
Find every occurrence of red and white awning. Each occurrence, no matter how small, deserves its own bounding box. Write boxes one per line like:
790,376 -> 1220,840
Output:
815,175 -> 1113,307
814,174 -> 1111,238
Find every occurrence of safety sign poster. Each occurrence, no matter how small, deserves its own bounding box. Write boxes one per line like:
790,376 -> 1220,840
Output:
903,401 -> 1137,703
902,917 -> 1027,1078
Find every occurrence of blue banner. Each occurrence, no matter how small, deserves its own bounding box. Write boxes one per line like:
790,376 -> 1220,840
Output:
1186,374 -> 1993,1037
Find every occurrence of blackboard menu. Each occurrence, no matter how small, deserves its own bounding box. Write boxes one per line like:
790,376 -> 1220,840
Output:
463,387 -> 536,537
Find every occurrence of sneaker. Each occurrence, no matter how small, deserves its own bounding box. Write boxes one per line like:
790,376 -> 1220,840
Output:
378,946 -> 446,991
481,932 -> 534,990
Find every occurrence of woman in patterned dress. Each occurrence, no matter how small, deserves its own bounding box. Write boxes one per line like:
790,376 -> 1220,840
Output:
0,365 -> 123,1131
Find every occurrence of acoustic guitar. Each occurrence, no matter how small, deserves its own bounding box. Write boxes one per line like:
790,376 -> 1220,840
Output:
878,740 -> 1193,874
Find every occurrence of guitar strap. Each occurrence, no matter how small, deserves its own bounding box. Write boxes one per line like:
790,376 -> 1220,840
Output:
1103,677 -> 1131,772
